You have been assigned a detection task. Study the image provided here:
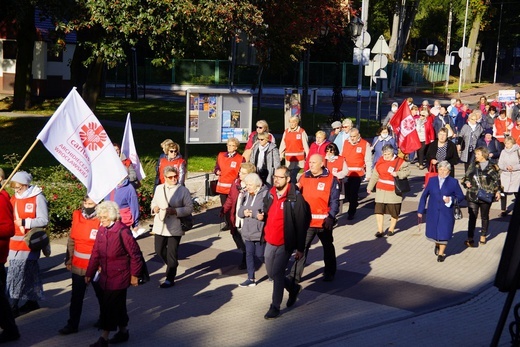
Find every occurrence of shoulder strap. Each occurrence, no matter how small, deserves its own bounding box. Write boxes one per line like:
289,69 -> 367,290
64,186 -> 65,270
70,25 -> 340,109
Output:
118,228 -> 129,256
163,185 -> 171,207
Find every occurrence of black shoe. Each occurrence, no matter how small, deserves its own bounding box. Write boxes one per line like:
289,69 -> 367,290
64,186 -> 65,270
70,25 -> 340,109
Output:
501,210 -> 509,217
387,231 -> 395,237
286,284 -> 302,308
434,245 -> 439,256
437,254 -> 447,262
264,305 -> 280,320
159,281 -> 174,289
0,330 -> 20,343
58,325 -> 78,335
19,300 -> 39,314
347,214 -> 355,220
375,232 -> 384,238
221,225 -> 230,231
464,239 -> 475,248
323,273 -> 335,282
89,337 -> 108,347
109,330 -> 129,344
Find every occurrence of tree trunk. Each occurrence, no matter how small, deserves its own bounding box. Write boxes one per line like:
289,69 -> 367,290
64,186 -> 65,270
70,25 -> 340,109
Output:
12,4 -> 35,110
465,11 -> 482,83
388,11 -> 400,61
82,56 -> 104,112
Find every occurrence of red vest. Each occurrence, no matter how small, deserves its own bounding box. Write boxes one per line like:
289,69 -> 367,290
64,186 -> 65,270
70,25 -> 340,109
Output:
216,152 -> 243,194
299,172 -> 334,228
158,157 -> 186,184
325,156 -> 347,178
70,210 -> 100,270
375,157 -> 403,191
342,139 -> 369,177
10,195 -> 38,252
284,128 -> 305,162
494,117 -> 512,142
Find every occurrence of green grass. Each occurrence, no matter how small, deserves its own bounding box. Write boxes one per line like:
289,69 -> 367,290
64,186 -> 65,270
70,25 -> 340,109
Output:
0,97 -> 378,175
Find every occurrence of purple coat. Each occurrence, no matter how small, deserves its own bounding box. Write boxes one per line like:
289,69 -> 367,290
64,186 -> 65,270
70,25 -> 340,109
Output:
86,221 -> 143,291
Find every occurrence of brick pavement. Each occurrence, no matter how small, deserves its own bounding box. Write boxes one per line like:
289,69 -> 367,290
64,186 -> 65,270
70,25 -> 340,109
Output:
4,163 -> 517,347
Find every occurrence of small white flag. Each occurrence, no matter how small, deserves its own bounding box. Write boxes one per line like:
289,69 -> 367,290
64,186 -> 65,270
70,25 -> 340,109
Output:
36,88 -> 128,203
121,113 -> 146,182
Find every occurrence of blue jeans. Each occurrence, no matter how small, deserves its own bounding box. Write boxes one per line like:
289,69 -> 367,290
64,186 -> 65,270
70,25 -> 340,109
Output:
244,240 -> 265,280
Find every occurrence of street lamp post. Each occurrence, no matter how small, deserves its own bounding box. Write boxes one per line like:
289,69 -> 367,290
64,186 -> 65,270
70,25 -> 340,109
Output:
349,17 -> 364,129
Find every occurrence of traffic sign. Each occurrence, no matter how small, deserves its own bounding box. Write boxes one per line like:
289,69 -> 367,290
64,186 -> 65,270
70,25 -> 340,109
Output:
373,54 -> 388,69
364,61 -> 375,77
425,44 -> 439,57
372,69 -> 388,84
458,46 -> 471,59
371,35 -> 391,54
355,31 -> 371,49
354,48 -> 370,66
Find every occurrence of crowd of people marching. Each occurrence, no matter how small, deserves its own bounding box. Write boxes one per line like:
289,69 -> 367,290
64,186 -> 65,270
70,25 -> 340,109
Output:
1,92 -> 520,344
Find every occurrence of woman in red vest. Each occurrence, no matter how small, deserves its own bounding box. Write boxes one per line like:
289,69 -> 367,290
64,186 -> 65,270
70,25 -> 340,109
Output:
59,196 -> 103,335
7,171 -> 48,317
155,141 -> 187,188
366,146 -> 410,238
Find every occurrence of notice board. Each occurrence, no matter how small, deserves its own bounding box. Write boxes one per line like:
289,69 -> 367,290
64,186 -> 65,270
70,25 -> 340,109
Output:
186,88 -> 253,144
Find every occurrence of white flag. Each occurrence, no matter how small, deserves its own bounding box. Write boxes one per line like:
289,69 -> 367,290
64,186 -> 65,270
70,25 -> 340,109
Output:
121,113 -> 146,181
36,88 -> 128,203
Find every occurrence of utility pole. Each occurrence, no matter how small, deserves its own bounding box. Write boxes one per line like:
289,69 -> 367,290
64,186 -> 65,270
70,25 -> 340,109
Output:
493,1 -> 503,84
444,0 -> 453,93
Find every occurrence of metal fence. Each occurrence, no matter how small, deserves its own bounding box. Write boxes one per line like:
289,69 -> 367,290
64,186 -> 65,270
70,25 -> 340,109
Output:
105,58 -> 448,91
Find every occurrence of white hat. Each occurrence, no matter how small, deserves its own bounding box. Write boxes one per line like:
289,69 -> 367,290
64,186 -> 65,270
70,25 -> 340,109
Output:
331,121 -> 342,129
12,171 -> 32,185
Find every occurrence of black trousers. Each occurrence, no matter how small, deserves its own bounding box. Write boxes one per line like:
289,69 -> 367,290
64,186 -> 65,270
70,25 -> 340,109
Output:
99,288 -> 128,331
467,201 -> 491,239
345,176 -> 362,216
288,227 -> 337,283
219,194 -> 231,227
67,273 -> 102,329
154,235 -> 182,282
0,263 -> 18,335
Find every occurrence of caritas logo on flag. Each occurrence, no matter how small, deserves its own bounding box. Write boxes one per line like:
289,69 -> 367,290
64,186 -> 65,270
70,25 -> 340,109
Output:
37,88 -> 128,203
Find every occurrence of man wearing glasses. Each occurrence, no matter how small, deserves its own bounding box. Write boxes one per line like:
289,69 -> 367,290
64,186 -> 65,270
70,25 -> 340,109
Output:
333,119 -> 353,153
262,166 -> 310,319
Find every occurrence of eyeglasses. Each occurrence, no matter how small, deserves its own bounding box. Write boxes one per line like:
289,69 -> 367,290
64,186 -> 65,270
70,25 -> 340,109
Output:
333,127 -> 340,130
257,126 -> 264,129
342,126 -> 350,129
13,185 -> 23,191
169,150 -> 176,153
259,138 -> 268,142
326,149 -> 334,152
166,175 -> 178,180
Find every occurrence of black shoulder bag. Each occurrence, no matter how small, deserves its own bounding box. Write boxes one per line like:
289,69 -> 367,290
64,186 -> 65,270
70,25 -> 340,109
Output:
118,228 -> 150,285
393,158 -> 410,196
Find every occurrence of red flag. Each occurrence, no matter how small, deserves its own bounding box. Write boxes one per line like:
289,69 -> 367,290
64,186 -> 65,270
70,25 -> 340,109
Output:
389,100 -> 422,154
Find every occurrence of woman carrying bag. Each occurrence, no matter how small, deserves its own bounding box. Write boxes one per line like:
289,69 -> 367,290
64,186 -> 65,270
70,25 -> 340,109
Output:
461,146 -> 502,247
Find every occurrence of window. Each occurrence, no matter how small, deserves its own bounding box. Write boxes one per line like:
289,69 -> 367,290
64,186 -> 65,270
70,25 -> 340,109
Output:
2,40 -> 17,59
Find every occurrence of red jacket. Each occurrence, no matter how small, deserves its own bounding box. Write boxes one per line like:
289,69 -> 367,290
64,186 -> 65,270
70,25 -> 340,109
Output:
86,221 -> 143,291
0,190 -> 14,264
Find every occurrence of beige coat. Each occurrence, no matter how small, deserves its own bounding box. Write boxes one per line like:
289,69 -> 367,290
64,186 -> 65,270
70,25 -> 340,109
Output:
151,183 -> 193,236
367,160 -> 411,204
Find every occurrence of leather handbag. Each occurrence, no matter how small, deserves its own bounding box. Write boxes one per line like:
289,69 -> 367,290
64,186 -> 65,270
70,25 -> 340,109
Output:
474,170 -> 494,204
118,229 -> 150,285
453,198 -> 463,220
425,163 -> 438,187
24,227 -> 49,252
393,158 -> 410,196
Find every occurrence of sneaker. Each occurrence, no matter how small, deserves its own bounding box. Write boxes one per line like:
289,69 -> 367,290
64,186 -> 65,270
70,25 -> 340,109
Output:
89,337 -> 108,347
109,330 -> 129,344
264,305 -> 280,319
239,279 -> 256,287
159,281 -> 174,289
58,325 -> 78,335
501,210 -> 509,217
286,284 -> 302,308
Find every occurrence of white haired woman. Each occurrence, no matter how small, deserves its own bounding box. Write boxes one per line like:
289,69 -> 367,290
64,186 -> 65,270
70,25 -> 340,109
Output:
237,173 -> 269,287
85,201 -> 144,347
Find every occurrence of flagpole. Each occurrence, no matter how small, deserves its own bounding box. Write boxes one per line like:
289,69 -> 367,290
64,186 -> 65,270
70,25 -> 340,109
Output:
0,138 -> 41,192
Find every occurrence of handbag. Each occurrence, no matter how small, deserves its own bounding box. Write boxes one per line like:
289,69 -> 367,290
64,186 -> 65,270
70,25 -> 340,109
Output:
209,178 -> 218,196
424,163 -> 438,187
474,170 -> 494,204
23,227 -> 50,252
393,158 -> 410,196
118,229 -> 150,285
453,198 -> 463,220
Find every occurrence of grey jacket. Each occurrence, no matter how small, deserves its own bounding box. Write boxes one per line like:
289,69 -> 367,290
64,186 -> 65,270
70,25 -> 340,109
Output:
250,142 -> 280,186
237,185 -> 269,242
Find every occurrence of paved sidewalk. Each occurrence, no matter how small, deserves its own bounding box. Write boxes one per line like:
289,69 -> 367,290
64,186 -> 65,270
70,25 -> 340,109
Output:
6,164 -> 518,347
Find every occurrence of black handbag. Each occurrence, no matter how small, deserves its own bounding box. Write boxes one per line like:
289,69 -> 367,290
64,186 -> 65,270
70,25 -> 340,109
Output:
474,170 -> 494,204
453,198 -> 463,220
393,158 -> 410,196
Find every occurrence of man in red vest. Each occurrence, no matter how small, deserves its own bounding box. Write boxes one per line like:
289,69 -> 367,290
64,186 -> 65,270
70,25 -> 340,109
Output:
341,128 -> 372,220
279,116 -> 309,184
0,169 -> 20,343
287,154 -> 340,296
